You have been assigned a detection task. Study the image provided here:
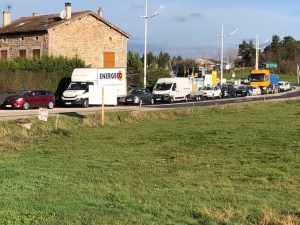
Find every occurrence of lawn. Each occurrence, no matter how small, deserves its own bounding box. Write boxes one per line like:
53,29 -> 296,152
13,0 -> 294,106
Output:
0,101 -> 300,224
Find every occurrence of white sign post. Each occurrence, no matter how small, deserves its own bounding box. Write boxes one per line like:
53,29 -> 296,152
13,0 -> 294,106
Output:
38,108 -> 48,122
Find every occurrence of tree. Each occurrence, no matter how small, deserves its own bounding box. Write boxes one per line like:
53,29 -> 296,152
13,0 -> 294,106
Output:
224,47 -> 238,66
146,66 -> 171,87
236,40 -> 255,67
157,51 -> 170,69
127,51 -> 143,74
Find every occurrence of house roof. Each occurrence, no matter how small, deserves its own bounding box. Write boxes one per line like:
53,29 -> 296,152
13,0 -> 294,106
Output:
0,10 -> 131,39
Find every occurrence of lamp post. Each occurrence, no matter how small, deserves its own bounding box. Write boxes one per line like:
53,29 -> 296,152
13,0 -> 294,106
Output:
220,23 -> 237,85
255,34 -> 270,70
140,0 -> 164,88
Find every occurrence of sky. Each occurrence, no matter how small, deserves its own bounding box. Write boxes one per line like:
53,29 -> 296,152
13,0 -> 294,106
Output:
2,0 -> 300,60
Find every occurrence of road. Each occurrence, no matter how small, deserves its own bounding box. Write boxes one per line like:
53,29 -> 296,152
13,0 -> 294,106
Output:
0,86 -> 299,121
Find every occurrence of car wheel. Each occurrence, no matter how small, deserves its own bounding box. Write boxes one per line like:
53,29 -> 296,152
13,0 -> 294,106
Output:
22,101 -> 30,110
218,93 -> 221,99
47,101 -> 54,109
233,93 -> 237,98
184,96 -> 188,102
139,99 -> 143,105
82,99 -> 89,108
211,94 -> 214,100
169,97 -> 174,104
150,98 -> 154,105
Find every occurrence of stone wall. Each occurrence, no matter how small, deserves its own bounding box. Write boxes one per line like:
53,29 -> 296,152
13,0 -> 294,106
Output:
48,15 -> 127,68
0,32 -> 48,59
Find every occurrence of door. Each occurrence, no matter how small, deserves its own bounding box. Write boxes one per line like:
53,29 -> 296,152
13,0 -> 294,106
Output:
103,52 -> 115,68
30,90 -> 42,108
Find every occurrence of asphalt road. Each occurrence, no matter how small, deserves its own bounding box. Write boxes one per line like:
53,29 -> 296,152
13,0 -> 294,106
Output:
0,86 -> 299,121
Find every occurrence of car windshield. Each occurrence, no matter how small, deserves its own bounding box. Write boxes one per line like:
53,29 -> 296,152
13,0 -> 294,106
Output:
67,82 -> 93,90
14,90 -> 31,96
201,86 -> 213,90
278,82 -> 283,85
221,86 -> 229,90
153,82 -> 172,91
129,89 -> 143,94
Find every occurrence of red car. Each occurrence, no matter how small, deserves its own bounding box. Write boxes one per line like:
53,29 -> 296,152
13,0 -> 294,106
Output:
2,89 -> 55,110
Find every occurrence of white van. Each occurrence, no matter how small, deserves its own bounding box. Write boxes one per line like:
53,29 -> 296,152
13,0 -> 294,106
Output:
152,77 -> 191,103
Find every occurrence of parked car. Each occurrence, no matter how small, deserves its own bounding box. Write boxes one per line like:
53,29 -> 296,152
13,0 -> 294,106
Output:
220,85 -> 236,98
278,81 -> 291,92
2,89 -> 55,110
124,88 -> 154,105
240,77 -> 249,84
199,85 -> 221,99
247,85 -> 261,96
234,86 -> 249,97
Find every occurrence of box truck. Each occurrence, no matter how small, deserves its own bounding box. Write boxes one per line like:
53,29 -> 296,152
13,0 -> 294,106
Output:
61,68 -> 126,107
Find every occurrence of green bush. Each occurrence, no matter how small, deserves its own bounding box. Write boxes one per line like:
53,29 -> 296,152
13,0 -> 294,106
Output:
0,55 -> 89,94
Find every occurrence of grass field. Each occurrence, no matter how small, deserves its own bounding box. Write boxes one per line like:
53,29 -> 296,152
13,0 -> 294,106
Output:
0,100 -> 300,224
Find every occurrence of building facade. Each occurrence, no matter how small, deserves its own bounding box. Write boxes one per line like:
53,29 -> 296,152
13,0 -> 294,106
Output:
0,3 -> 131,68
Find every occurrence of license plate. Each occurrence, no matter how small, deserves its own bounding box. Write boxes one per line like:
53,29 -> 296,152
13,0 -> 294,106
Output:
156,98 -> 161,101
126,99 -> 132,102
5,105 -> 12,108
65,102 -> 71,105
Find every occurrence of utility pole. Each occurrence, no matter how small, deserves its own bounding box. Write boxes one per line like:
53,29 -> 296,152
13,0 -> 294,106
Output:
140,0 -> 164,87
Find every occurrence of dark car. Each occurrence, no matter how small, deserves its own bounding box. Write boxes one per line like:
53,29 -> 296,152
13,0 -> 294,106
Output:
240,77 -> 249,84
220,85 -> 236,98
124,88 -> 154,105
234,86 -> 250,97
2,89 -> 55,110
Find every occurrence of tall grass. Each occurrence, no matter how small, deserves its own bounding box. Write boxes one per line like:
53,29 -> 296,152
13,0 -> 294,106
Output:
0,101 -> 299,224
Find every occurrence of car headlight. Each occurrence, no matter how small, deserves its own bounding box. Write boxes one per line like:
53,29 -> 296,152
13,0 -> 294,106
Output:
16,97 -> 23,102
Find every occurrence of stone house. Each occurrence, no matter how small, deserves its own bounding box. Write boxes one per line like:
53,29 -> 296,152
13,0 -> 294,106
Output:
0,2 -> 131,68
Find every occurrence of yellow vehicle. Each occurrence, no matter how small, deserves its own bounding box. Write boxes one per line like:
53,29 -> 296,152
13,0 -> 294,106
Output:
248,69 -> 279,94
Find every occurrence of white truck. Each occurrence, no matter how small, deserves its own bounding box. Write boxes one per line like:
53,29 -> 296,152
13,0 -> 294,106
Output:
152,77 -> 202,103
61,68 -> 126,107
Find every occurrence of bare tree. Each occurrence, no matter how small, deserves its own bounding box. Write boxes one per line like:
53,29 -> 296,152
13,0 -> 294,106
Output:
224,47 -> 238,66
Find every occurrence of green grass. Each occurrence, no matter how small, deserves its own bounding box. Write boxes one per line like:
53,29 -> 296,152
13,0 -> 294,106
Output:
0,101 -> 300,224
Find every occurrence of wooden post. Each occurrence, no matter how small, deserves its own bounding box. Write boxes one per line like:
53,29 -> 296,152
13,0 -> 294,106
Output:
94,111 -> 97,126
55,114 -> 59,130
138,100 -> 142,117
101,87 -> 104,126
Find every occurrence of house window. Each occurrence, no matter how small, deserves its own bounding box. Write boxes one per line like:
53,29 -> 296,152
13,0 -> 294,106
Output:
0,50 -> 8,59
19,49 -> 26,58
103,52 -> 115,68
33,49 -> 40,58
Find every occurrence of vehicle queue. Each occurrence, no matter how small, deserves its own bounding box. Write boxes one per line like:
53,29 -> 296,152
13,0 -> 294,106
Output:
2,80 -> 291,110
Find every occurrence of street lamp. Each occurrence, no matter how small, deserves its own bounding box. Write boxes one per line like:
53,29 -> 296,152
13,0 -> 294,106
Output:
220,23 -> 237,85
255,34 -> 270,70
140,0 -> 164,88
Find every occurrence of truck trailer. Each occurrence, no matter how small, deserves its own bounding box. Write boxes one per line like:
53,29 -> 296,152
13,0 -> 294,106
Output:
61,68 -> 126,107
248,69 -> 279,94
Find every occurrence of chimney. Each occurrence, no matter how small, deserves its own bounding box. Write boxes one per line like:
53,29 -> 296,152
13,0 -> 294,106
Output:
65,2 -> 71,19
32,13 -> 39,17
3,11 -> 11,26
98,7 -> 103,18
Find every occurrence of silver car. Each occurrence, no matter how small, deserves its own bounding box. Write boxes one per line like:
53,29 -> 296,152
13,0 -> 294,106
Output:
124,88 -> 155,105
